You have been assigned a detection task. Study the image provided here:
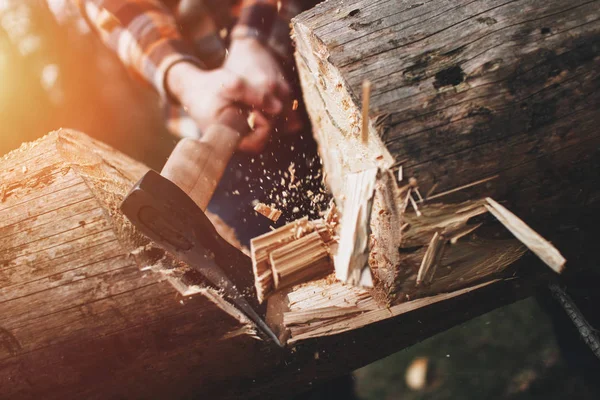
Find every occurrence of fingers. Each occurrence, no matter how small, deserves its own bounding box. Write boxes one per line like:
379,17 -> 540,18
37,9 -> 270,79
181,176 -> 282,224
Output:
224,67 -> 291,117
238,111 -> 271,153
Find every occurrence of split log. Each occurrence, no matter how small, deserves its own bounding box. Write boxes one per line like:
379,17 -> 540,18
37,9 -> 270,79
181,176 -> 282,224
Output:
1,130 -> 540,399
293,0 -> 600,300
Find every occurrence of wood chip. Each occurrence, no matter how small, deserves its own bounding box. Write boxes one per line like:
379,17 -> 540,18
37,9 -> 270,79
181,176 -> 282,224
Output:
361,80 -> 371,143
485,198 -> 566,273
292,99 -> 299,110
416,232 -> 446,285
409,192 -> 422,217
247,112 -> 256,129
288,163 -> 296,184
254,202 -> 282,222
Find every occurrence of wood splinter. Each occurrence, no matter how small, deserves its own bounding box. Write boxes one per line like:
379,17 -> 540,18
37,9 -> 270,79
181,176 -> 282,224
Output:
254,202 -> 282,222
416,232 -> 447,286
361,80 -> 371,144
485,198 -> 566,273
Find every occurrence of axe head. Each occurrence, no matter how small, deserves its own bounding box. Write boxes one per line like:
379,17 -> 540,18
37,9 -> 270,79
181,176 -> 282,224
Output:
120,170 -> 281,346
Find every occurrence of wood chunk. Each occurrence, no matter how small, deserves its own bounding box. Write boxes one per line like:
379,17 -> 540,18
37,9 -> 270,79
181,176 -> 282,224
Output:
270,231 -> 333,291
254,202 -> 282,222
334,167 -> 378,287
485,198 -> 566,273
250,216 -> 337,302
251,217 -> 310,302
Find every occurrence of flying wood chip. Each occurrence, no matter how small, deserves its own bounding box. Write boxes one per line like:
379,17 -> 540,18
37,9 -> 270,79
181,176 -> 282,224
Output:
254,202 -> 282,222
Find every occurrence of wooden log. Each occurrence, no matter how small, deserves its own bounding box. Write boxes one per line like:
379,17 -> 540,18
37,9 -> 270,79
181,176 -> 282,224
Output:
293,0 -> 600,300
1,130 -> 543,399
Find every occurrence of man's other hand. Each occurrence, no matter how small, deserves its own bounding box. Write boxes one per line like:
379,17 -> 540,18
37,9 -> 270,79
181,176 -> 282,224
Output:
166,62 -> 274,153
225,37 -> 291,118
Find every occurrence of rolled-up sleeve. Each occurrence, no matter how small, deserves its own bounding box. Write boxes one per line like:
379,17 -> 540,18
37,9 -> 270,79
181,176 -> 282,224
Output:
74,0 -> 203,100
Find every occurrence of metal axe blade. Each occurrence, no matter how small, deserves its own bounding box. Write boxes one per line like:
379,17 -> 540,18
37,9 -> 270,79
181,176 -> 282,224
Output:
121,170 -> 282,347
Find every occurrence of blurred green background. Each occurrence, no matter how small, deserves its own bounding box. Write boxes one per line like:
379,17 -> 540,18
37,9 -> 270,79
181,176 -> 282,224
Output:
0,2 -> 598,399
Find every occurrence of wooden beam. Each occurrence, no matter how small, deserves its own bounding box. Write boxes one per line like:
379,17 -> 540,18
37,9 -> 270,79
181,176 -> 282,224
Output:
293,0 -> 600,302
0,130 -> 542,399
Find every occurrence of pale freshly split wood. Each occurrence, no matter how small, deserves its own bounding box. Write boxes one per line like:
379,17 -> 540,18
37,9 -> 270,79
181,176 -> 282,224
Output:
334,167 -> 378,287
485,198 -> 566,273
254,202 -> 282,222
270,231 -> 333,290
250,216 -> 338,302
250,216 -> 310,302
284,280 -> 499,344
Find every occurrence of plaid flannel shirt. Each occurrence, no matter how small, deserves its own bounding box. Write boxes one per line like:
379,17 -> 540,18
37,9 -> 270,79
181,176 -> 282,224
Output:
72,0 -> 300,138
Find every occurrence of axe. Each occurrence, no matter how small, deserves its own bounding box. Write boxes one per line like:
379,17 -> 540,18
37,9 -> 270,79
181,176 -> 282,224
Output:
120,108 -> 282,346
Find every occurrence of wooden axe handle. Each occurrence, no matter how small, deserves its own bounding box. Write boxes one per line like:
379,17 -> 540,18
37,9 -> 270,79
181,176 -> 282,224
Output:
161,108 -> 250,211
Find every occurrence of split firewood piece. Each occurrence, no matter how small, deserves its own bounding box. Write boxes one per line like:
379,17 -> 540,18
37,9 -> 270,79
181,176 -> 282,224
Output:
250,215 -> 338,302
334,167 -> 378,287
270,231 -> 333,291
485,198 -> 566,273
251,217 -> 311,302
254,202 -> 282,222
416,232 -> 447,286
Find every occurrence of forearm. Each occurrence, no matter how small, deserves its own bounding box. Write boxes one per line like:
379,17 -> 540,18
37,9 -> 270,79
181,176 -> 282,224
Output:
74,0 -> 201,99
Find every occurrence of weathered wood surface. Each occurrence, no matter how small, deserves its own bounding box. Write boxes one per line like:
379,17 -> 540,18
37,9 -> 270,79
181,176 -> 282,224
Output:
293,0 -> 600,299
294,0 -> 600,217
0,130 -> 543,399
0,130 -> 268,399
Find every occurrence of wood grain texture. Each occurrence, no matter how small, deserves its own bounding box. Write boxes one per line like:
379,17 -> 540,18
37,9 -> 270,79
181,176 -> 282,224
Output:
293,0 -> 600,217
0,130 -> 543,399
293,0 -> 600,301
0,130 -> 266,399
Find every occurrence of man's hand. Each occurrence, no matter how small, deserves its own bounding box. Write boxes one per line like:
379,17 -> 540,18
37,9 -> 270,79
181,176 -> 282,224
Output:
225,37 -> 291,118
166,61 -> 274,153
